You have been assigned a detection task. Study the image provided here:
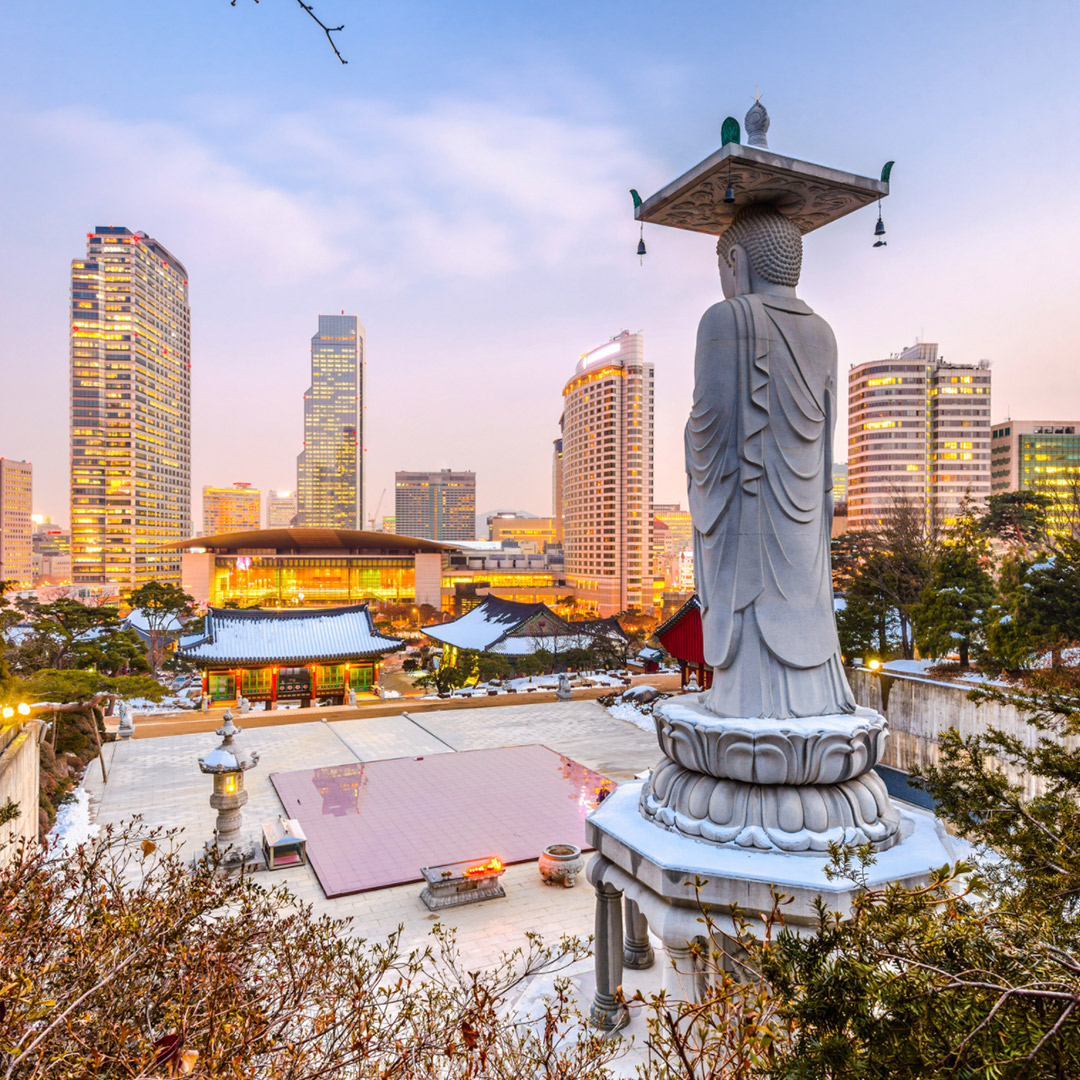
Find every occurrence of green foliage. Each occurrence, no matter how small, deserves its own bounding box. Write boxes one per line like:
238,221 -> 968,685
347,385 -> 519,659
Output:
980,490 -> 1053,554
20,669 -> 166,706
126,581 -> 197,671
914,544 -> 998,668
414,653 -> 470,695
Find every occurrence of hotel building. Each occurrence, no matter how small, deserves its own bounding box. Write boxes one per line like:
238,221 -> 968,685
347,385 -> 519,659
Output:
0,458 -> 33,588
395,469 -> 476,542
652,503 -> 692,576
559,331 -> 654,615
202,483 -> 261,535
847,342 -> 991,531
296,314 -> 364,529
32,520 -> 71,585
70,226 -> 191,589
991,420 -> 1080,536
267,489 -> 298,527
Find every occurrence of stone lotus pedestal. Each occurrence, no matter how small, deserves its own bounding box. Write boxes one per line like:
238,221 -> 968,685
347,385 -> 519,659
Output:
586,698 -> 958,1030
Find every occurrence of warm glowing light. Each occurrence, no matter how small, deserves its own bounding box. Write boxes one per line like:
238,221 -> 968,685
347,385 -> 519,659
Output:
1,707 -> 13,719
223,775 -> 238,794
464,857 -> 503,877
16,704 -> 30,716
868,659 -> 882,670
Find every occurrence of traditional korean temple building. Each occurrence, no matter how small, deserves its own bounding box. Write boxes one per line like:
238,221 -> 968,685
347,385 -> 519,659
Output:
653,594 -> 712,689
422,595 -> 626,667
178,604 -> 403,706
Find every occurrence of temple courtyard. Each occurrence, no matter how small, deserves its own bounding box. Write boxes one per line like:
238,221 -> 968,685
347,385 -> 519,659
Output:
83,697 -> 672,1057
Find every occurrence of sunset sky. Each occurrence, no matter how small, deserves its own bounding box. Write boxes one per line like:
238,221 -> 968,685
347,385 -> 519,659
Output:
2,1 -> 1078,527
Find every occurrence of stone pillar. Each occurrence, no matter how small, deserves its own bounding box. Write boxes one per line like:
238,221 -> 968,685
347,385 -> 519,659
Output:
590,876 -> 629,1031
664,940 -> 703,1003
623,896 -> 654,969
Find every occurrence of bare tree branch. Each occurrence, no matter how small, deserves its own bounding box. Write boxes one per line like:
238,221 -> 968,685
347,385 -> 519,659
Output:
231,0 -> 348,64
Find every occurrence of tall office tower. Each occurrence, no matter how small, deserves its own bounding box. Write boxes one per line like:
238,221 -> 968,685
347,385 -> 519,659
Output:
0,458 -> 33,588
394,470 -> 476,541
266,489 -> 298,527
296,314 -> 364,529
848,342 -> 991,531
552,438 -> 564,543
202,483 -> 261,535
70,226 -> 191,589
560,331 -> 654,615
991,420 -> 1080,536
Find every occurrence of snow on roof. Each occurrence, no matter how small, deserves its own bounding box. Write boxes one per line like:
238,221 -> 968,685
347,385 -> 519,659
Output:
421,596 -> 554,652
179,605 -> 403,666
489,633 -> 600,656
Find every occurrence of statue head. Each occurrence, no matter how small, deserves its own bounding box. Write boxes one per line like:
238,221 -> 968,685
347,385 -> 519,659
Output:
716,203 -> 802,298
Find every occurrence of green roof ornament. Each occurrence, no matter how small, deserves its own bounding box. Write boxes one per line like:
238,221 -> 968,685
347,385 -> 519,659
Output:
721,117 -> 741,147
880,160 -> 894,184
630,189 -> 643,210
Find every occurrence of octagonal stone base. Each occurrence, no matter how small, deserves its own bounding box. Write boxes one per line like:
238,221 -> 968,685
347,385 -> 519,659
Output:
588,782 -> 956,931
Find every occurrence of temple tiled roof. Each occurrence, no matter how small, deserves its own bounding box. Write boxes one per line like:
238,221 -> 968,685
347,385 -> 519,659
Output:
178,605 -> 403,666
654,593 -> 701,638
422,596 -> 562,652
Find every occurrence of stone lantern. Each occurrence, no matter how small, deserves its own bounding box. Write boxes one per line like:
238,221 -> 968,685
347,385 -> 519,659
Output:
198,710 -> 259,858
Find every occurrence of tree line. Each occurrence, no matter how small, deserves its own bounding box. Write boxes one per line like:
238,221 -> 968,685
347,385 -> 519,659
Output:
834,490 -> 1080,675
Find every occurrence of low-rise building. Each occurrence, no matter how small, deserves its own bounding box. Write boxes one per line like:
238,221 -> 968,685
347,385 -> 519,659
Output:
991,420 -> 1080,536
178,604 -> 403,705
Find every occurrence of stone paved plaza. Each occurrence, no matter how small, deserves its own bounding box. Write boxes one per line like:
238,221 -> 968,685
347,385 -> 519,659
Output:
84,698 -> 669,1061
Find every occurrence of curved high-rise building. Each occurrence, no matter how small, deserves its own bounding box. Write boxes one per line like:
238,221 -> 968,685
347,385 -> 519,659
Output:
559,331 -> 654,615
296,314 -> 364,529
848,342 -> 991,531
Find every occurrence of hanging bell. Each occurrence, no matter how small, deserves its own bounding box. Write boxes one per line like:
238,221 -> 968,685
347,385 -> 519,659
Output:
874,216 -> 886,237
723,184 -> 735,204
636,237 -> 647,257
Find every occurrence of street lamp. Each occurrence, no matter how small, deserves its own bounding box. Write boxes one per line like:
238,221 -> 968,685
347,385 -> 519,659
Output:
198,710 -> 259,863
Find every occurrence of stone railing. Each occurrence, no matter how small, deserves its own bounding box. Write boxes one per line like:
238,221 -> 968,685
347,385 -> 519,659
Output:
0,720 -> 40,861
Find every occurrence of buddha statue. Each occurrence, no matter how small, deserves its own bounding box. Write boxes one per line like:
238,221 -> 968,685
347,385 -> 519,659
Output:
686,202 -> 855,719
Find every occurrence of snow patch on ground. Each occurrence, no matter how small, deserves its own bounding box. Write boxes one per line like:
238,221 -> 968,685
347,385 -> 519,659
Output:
47,786 -> 98,852
605,700 -> 657,733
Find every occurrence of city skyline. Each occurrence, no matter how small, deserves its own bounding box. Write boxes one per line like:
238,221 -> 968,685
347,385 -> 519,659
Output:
3,4 -> 1080,532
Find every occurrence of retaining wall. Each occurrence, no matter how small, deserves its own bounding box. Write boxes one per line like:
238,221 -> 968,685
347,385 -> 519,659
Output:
0,721 -> 40,861
848,667 -> 1061,800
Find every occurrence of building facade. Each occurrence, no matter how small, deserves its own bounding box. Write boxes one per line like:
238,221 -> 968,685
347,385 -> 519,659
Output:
552,438 -> 564,543
202,483 -> 261,535
267,489 -> 298,527
70,226 -> 191,590
991,421 -> 1080,536
32,520 -> 71,585
296,314 -> 364,530
0,459 -> 32,588
395,469 -> 476,541
652,503 -> 692,576
487,514 -> 556,552
560,331 -> 654,615
847,342 -> 991,531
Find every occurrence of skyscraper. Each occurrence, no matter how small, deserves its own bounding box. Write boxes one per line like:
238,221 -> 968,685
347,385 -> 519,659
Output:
0,458 -> 33,588
266,489 -> 298,527
70,226 -> 191,589
395,470 -> 476,541
296,314 -> 363,529
202,483 -> 261,535
560,331 -> 654,615
847,342 -> 991,531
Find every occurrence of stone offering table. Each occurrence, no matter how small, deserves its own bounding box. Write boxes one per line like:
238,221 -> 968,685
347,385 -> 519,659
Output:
420,856 -> 506,911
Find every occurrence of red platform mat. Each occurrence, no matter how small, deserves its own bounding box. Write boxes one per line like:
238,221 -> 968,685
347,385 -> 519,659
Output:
270,744 -> 614,898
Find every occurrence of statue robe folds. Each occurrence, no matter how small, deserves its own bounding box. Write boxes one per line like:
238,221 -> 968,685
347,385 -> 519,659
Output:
687,293 -> 855,719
